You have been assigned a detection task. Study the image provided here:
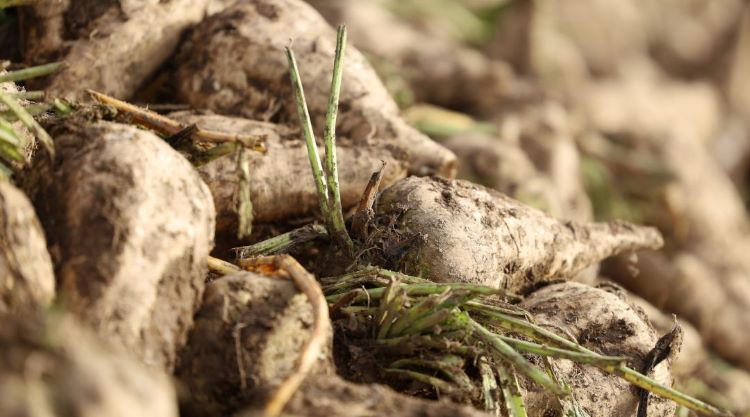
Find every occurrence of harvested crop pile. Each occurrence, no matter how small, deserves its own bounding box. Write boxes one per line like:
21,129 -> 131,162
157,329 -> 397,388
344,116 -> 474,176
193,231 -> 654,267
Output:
369,176 -> 662,294
173,0 -> 456,178
0,312 -> 178,417
27,121 -> 215,371
0,180 -> 54,312
2,0 -> 747,416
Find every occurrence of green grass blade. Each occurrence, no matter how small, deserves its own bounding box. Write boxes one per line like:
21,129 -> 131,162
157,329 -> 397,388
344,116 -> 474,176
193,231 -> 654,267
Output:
497,363 -> 529,417
0,62 -> 62,83
0,92 -> 54,159
469,317 -> 565,396
285,46 -> 331,223
322,25 -> 353,253
233,224 -> 328,259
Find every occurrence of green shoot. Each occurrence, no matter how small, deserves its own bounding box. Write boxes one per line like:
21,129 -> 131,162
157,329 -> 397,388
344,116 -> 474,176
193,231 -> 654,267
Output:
285,26 -> 353,254
497,363 -> 529,417
0,62 -> 62,83
285,46 -> 332,229
0,91 -> 54,159
322,25 -> 353,253
233,224 -> 328,259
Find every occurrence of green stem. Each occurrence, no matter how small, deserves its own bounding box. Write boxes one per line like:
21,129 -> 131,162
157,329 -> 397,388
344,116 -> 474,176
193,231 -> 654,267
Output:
499,336 -> 626,367
469,318 -> 565,396
7,91 -> 44,101
322,25 -> 353,254
607,366 -> 732,417
0,62 -> 62,83
285,46 -> 331,223
0,92 -> 54,159
478,357 -> 498,413
233,224 -> 328,259
326,282 -> 506,303
496,363 -> 529,417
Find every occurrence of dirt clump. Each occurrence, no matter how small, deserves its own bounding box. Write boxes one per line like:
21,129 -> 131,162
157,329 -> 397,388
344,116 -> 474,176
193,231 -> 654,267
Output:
176,271 -> 334,417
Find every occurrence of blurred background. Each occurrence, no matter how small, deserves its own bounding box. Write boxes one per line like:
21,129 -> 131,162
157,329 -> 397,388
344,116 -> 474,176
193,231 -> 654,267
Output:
302,0 -> 750,415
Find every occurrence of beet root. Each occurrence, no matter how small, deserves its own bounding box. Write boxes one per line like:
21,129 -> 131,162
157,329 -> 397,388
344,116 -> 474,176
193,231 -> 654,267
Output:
372,176 -> 662,294
173,0 -> 456,178
31,121 -> 215,371
0,181 -> 55,313
22,0 -> 211,100
520,282 -> 675,417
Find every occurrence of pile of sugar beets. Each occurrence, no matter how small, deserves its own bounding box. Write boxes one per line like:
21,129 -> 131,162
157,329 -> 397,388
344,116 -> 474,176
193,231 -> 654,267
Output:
1,1 -> 748,417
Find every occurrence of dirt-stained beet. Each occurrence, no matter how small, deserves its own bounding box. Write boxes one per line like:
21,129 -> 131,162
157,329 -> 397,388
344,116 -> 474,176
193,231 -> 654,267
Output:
372,176 -> 662,294
520,282 -> 675,417
30,121 -> 215,371
174,0 -> 456,178
22,0 -> 211,100
169,112 -> 409,238
176,271 -> 334,417
0,312 -> 178,417
0,181 -> 55,313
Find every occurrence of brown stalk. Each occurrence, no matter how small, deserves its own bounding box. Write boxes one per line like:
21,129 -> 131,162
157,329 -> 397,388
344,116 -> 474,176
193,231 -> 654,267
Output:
262,254 -> 330,417
87,90 -> 267,152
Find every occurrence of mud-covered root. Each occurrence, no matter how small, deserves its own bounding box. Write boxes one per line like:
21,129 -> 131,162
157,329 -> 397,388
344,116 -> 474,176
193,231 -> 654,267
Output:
28,121 -> 215,371
520,282 -> 675,417
173,0 -> 456,178
371,176 -> 662,294
0,311 -> 178,417
0,181 -> 54,313
237,375 -> 493,417
169,112 -> 409,239
22,0 -> 211,100
176,271 -> 334,417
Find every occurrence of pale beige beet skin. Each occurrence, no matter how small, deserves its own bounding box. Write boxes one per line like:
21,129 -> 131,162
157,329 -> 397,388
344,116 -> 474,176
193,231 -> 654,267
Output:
176,272 -> 334,417
170,112 -> 408,237
22,0 -> 211,100
0,181 -> 55,313
373,176 -> 662,294
174,0 -> 456,178
0,313 -> 178,417
31,121 -> 215,371
520,282 -> 675,417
